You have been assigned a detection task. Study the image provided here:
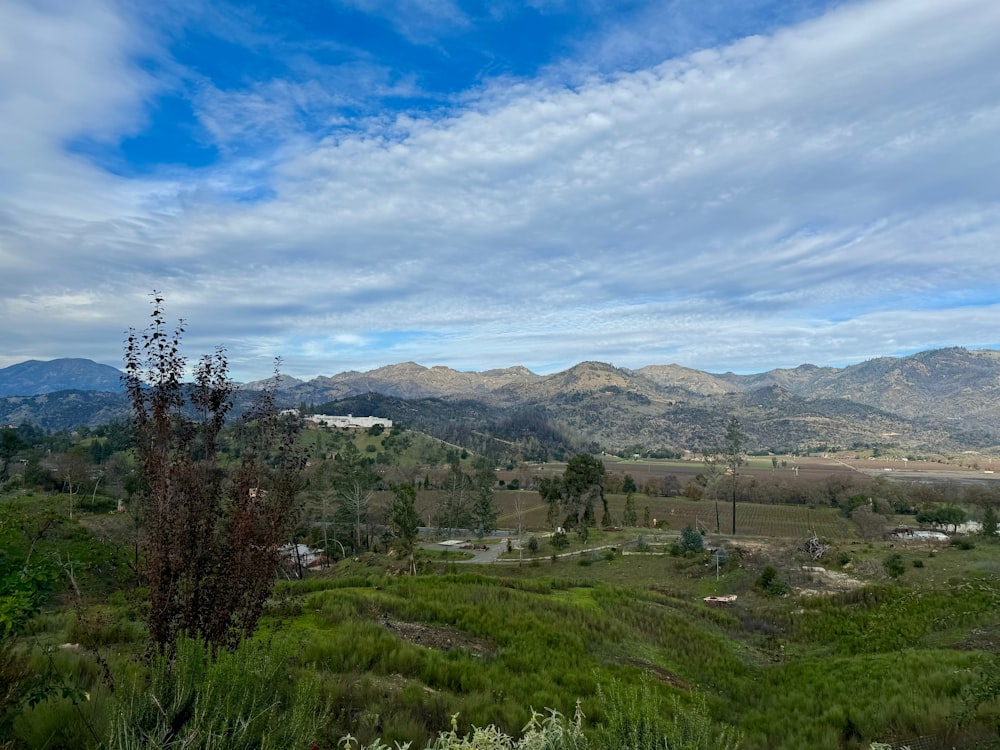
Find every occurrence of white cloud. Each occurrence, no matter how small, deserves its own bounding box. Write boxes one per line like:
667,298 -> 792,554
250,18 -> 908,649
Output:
1,0 -> 999,380
0,0 -> 162,218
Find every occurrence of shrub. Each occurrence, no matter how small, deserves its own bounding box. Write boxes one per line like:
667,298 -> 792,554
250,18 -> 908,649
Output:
884,553 -> 905,579
756,566 -> 787,596
107,636 -> 324,750
679,525 -> 703,554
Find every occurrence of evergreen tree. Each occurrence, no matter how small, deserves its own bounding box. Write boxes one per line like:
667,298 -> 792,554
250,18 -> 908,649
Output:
982,505 -> 998,538
622,492 -> 638,527
471,457 -> 499,538
333,442 -> 378,552
389,483 -> 421,574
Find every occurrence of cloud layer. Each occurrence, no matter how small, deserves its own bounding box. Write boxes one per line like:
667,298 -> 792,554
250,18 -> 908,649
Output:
1,0 -> 998,380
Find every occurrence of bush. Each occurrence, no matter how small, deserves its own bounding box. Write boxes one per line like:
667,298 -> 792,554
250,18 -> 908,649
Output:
679,525 -> 703,554
527,537 -> 539,554
756,566 -> 788,596
884,553 -> 905,579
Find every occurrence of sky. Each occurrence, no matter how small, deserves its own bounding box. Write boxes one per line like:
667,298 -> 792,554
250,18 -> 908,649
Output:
1,0 -> 999,382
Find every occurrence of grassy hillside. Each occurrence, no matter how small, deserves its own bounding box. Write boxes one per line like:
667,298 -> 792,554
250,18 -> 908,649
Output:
3,482 -> 1000,749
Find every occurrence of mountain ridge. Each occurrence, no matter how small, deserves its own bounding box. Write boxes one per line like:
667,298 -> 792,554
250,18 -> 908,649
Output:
3,349 -> 999,454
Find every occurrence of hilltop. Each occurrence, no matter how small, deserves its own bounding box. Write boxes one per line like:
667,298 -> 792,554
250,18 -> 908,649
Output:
2,348 -> 999,454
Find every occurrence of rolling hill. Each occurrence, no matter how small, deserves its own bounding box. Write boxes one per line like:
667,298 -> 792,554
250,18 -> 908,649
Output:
2,349 -> 999,454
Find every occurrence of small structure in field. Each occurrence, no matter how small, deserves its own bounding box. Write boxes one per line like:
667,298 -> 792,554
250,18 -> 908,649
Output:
703,594 -> 737,605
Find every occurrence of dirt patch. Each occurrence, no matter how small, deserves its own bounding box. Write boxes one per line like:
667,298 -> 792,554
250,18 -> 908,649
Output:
618,658 -> 690,690
795,565 -> 865,597
949,625 -> 1000,652
378,617 -> 496,657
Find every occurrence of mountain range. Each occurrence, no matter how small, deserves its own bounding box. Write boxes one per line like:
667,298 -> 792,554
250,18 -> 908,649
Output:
2,348 -> 999,454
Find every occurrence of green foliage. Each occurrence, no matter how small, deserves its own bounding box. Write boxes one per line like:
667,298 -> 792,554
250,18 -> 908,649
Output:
916,504 -> 967,531
1,565 -> 56,735
679,525 -> 703,554
108,636 -> 324,749
792,578 -> 1000,655
334,442 -> 380,552
621,493 -> 637,528
884,553 -> 905,579
346,681 -> 742,750
471,458 -> 499,538
756,566 -> 787,596
550,532 -> 569,551
596,680 -> 741,750
345,704 -> 588,750
982,505 -> 999,538
0,566 -> 55,637
0,428 -> 27,481
562,455 -> 607,529
390,483 -> 421,575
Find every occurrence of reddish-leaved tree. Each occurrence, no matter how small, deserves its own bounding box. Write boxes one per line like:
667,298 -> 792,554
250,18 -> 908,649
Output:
124,294 -> 304,650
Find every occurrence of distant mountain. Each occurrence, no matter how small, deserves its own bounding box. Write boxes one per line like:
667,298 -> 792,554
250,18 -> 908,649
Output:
280,349 -> 1000,454
0,390 -> 128,431
270,362 -> 541,403
0,358 -> 124,397
1,349 -> 998,454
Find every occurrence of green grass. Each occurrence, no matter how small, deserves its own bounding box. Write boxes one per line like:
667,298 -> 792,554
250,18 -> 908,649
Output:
5,484 -> 1000,750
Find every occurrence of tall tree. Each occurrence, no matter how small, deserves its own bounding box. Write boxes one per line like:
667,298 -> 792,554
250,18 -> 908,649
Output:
470,457 -> 499,538
332,442 -> 378,552
0,429 -> 26,482
622,491 -> 638,527
389,483 -> 421,575
434,460 -> 473,534
695,455 -> 724,532
982,505 -> 999,538
562,454 -> 607,529
723,417 -> 747,535
124,295 -> 304,650
538,475 -> 564,529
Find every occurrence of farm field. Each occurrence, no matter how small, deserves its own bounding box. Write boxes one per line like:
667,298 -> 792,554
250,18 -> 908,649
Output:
489,492 -> 857,540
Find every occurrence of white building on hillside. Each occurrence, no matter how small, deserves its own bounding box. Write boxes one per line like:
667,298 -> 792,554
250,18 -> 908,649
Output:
305,413 -> 392,429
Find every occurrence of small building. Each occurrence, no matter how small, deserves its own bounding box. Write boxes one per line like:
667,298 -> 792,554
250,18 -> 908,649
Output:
305,413 -> 393,429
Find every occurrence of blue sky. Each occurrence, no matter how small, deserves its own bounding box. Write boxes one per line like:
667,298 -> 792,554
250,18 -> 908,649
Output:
1,0 -> 998,381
